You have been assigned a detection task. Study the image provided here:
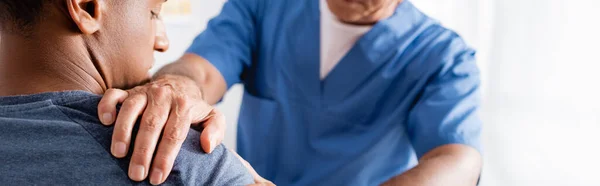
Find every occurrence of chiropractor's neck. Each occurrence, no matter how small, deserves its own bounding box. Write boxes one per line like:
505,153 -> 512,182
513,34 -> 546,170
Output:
0,26 -> 108,96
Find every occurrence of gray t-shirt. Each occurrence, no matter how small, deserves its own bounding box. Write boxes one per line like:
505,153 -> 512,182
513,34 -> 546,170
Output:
0,91 -> 254,185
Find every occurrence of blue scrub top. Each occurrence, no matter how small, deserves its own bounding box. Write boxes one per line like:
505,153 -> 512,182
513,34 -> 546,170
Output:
187,0 -> 482,185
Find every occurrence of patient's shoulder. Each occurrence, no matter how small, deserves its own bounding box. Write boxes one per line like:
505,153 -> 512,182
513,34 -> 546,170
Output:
54,91 -> 253,185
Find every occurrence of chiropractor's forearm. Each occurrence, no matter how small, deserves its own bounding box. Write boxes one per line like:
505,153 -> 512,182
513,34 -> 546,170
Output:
154,53 -> 228,105
381,144 -> 482,186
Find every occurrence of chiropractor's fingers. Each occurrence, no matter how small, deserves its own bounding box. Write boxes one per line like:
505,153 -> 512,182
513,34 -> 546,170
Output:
148,96 -> 193,185
128,85 -> 172,182
229,149 -> 275,186
111,92 -> 148,158
199,109 -> 226,154
98,88 -> 129,125
100,75 -> 221,184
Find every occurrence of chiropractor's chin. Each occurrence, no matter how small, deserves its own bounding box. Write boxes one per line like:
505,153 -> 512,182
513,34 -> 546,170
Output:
327,0 -> 400,25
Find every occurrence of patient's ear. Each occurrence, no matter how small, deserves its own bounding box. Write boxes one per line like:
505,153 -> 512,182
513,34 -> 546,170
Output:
66,0 -> 104,34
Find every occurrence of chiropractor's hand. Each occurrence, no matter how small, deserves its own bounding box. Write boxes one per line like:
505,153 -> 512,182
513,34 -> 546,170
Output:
97,74 -> 226,185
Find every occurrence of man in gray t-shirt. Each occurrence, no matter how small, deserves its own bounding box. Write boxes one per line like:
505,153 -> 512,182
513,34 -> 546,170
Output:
0,0 -> 258,185
0,91 -> 253,185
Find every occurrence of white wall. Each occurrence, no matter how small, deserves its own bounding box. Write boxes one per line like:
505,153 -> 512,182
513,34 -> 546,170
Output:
415,1 -> 600,185
481,1 -> 600,185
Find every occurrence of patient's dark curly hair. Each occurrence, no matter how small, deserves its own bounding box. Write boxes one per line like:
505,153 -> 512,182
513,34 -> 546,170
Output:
0,0 -> 47,34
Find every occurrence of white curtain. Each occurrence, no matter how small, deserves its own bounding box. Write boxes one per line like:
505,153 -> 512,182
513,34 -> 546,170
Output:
157,1 -> 600,185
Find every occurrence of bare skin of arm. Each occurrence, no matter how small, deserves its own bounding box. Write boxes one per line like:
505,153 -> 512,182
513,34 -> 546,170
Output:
381,144 -> 482,186
153,53 -> 227,105
153,54 -> 274,185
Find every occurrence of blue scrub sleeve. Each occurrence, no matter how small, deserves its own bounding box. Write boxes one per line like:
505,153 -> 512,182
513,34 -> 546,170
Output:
406,50 -> 482,159
186,0 -> 258,88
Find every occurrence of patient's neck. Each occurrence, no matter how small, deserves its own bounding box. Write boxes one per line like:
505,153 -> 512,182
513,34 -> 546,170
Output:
0,33 -> 107,96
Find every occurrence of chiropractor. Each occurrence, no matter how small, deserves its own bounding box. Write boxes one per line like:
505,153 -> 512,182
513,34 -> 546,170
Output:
98,0 -> 483,185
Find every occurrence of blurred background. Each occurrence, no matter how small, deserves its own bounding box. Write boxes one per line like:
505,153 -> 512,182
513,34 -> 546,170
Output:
153,0 -> 600,185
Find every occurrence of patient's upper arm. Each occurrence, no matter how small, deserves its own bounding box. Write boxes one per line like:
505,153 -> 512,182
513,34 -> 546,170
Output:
160,130 -> 254,185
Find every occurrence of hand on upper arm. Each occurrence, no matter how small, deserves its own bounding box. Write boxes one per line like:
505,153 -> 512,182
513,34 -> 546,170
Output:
97,74 -> 227,185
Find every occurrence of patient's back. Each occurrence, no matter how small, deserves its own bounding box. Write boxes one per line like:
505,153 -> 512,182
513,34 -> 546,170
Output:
0,91 -> 254,185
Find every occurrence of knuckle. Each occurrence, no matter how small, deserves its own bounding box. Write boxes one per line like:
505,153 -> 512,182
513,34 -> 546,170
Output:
152,155 -> 171,168
142,115 -> 163,132
149,82 -> 160,89
151,86 -> 170,98
133,146 -> 153,160
124,96 -> 144,106
128,86 -> 146,95
124,98 -> 139,106
117,124 -> 131,135
172,99 -> 191,116
135,85 -> 148,91
164,129 -> 185,145
174,96 -> 188,106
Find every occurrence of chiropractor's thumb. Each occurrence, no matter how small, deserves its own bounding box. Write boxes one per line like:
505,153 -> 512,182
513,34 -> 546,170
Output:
199,109 -> 225,153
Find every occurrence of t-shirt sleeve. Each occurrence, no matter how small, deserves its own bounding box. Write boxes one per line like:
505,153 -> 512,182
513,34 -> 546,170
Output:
186,0 -> 259,89
54,96 -> 253,185
162,131 -> 254,185
406,48 -> 483,159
